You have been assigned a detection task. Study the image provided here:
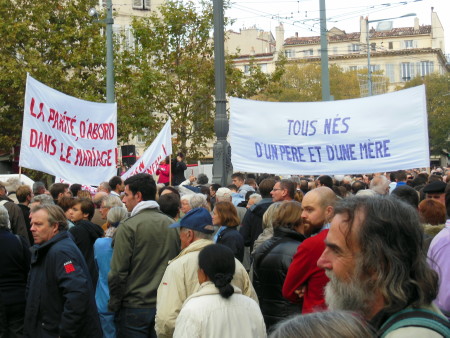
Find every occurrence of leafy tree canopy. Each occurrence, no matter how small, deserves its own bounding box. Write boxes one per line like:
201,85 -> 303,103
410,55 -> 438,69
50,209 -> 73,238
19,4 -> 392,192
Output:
0,0 -> 106,153
403,73 -> 450,155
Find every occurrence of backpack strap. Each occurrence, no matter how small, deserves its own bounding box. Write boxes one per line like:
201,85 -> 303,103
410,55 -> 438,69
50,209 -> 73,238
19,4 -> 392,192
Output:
379,308 -> 450,337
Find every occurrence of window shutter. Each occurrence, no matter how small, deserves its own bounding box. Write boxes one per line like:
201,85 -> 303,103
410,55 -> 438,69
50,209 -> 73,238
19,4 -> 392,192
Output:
410,63 -> 415,78
133,0 -> 143,9
144,0 -> 151,10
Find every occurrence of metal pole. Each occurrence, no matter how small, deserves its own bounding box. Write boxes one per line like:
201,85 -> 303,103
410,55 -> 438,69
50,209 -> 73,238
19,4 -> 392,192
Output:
105,0 -> 115,103
367,19 -> 372,96
212,0 -> 231,186
319,0 -> 330,101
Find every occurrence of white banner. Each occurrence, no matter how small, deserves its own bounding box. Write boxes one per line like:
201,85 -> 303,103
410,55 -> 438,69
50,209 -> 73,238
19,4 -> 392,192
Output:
121,120 -> 172,180
54,177 -> 98,196
230,85 -> 429,175
20,74 -> 117,185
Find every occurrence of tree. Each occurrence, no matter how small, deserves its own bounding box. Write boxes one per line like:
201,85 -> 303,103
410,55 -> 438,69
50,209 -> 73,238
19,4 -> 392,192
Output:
251,62 -> 361,102
115,0 -> 217,159
0,0 -> 106,154
225,53 -> 286,100
403,73 -> 450,155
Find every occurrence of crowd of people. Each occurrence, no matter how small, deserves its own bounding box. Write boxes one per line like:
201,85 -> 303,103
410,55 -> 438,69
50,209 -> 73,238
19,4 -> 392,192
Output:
0,162 -> 450,337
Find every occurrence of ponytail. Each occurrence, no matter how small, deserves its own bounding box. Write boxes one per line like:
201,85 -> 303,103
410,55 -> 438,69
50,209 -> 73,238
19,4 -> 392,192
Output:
198,244 -> 236,299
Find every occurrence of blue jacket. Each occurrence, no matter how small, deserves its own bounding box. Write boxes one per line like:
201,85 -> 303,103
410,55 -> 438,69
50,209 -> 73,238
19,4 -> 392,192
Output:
94,237 -> 113,313
24,231 -> 102,338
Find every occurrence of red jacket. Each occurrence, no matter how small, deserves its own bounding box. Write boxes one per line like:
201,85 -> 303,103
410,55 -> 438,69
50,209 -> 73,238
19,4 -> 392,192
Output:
282,229 -> 329,314
156,163 -> 170,184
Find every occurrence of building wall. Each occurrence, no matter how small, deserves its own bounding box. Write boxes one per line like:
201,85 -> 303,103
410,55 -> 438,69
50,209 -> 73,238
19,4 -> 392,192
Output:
229,11 -> 448,90
225,27 -> 275,56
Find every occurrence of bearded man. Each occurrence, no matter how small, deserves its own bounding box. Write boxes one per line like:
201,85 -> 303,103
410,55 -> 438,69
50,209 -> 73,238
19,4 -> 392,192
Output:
317,196 -> 450,336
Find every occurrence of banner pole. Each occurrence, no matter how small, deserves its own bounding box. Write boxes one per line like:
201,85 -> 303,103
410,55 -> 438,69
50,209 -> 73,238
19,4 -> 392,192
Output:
169,157 -> 172,186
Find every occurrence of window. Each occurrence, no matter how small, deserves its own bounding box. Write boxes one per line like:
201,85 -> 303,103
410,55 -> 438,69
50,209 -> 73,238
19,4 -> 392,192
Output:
370,43 -> 376,52
385,64 -> 395,83
259,64 -> 268,73
349,66 -> 358,71
351,44 -> 360,52
133,0 -> 151,10
388,42 -> 393,50
333,47 -> 338,54
303,49 -> 313,56
404,40 -> 415,49
418,61 -> 434,76
401,62 -> 415,81
285,49 -> 295,58
124,25 -> 135,51
244,65 -> 250,74
369,64 -> 380,72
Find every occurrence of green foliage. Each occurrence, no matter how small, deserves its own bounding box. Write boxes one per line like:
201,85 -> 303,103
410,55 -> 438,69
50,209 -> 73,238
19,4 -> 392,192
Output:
115,0 -> 216,159
403,73 -> 450,154
0,0 -> 106,152
251,62 -> 361,102
225,53 -> 287,100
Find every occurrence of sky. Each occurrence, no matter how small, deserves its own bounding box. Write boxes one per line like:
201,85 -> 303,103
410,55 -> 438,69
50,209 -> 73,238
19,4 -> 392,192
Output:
224,0 -> 450,53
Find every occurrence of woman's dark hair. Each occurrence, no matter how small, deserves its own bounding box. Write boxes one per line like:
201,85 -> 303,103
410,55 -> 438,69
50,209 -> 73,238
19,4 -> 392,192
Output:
198,244 -> 236,299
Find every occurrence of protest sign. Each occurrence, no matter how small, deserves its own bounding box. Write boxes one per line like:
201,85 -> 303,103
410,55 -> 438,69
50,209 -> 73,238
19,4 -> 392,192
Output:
19,74 -> 117,185
121,120 -> 172,180
230,85 -> 429,175
54,177 -> 98,195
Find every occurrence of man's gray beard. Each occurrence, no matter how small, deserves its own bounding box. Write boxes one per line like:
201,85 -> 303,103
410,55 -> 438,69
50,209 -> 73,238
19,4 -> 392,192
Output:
324,269 -> 375,317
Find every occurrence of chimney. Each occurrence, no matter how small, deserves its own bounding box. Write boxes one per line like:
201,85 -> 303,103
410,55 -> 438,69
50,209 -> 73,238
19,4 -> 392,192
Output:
275,24 -> 284,60
414,17 -> 419,31
360,16 -> 368,44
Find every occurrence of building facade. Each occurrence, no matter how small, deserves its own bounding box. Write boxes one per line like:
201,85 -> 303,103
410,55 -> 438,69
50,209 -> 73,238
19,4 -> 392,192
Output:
227,10 -> 449,92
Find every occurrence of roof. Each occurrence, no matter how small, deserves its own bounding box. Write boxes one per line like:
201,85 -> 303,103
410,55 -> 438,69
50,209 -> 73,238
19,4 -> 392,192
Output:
284,25 -> 432,46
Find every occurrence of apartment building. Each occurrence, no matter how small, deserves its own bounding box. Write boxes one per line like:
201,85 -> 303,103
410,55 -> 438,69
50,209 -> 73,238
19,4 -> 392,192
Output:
227,9 -> 449,91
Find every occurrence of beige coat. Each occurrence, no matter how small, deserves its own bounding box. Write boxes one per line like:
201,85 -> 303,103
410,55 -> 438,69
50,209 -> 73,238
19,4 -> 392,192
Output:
173,282 -> 266,338
155,239 -> 257,338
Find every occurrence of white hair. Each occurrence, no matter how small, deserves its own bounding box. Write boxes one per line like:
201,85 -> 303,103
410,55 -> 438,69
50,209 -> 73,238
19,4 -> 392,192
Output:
0,205 -> 10,230
248,193 -> 262,204
369,175 -> 389,195
356,189 -> 377,197
190,193 -> 208,209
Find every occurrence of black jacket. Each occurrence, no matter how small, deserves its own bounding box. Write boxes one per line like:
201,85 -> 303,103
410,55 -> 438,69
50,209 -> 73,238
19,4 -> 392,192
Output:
17,203 -> 33,245
252,227 -> 306,330
69,220 -> 104,287
0,228 -> 30,306
171,159 -> 187,186
217,226 -> 245,262
24,231 -> 102,338
0,196 -> 29,246
239,198 -> 273,252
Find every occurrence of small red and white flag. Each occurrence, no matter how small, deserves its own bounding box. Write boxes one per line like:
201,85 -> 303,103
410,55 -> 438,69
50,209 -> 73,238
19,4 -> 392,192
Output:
64,261 -> 76,274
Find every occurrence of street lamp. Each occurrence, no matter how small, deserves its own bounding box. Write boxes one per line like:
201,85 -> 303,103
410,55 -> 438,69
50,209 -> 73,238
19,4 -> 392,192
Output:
89,0 -> 115,103
211,0 -> 231,186
366,13 -> 416,96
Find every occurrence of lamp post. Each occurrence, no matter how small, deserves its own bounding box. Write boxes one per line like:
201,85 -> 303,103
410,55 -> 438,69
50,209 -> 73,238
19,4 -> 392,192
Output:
319,0 -> 331,101
89,0 -> 115,103
211,0 -> 231,186
366,13 -> 416,96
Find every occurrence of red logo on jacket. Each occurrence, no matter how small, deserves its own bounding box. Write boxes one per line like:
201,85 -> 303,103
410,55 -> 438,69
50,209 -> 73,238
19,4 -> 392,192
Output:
64,261 -> 76,274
